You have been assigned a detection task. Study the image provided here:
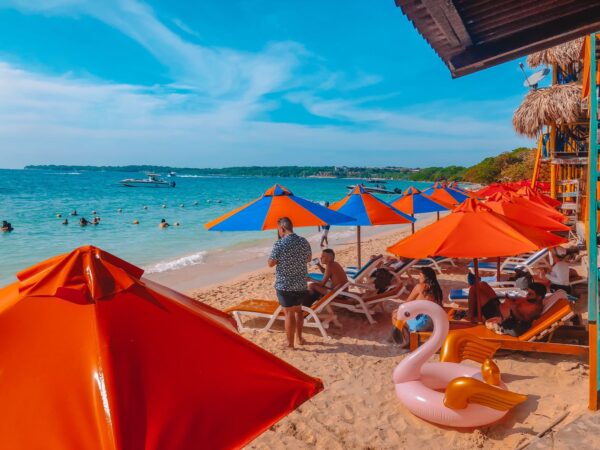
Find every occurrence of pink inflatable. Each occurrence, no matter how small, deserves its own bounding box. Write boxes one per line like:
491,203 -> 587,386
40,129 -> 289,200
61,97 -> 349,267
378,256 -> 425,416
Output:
392,300 -> 527,428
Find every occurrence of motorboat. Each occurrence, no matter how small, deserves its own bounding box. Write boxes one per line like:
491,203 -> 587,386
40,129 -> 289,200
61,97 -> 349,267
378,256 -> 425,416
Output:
120,173 -> 176,188
168,171 -> 177,177
346,185 -> 395,194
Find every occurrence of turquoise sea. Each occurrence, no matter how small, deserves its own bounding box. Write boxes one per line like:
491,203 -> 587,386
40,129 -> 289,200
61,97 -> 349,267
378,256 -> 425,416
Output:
0,169 -> 432,287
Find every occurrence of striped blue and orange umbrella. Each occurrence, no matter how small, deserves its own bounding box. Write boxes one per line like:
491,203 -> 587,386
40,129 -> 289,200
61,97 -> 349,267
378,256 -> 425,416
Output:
330,185 -> 414,265
205,184 -> 354,231
391,186 -> 451,233
422,182 -> 470,205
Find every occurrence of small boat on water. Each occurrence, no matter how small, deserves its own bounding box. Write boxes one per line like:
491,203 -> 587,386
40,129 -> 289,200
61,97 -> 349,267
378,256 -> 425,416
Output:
167,171 -> 177,177
120,173 -> 176,188
346,185 -> 396,195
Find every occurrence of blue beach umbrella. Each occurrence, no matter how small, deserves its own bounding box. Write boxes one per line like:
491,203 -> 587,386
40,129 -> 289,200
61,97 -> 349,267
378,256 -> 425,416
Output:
422,182 -> 470,205
204,184 -> 354,231
391,186 -> 451,233
330,185 -> 415,266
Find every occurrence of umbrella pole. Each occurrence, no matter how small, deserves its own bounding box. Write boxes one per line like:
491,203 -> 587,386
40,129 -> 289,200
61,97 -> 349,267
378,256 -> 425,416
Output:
474,258 -> 482,323
496,257 -> 501,282
436,211 -> 440,221
357,226 -> 362,267
411,214 -> 415,234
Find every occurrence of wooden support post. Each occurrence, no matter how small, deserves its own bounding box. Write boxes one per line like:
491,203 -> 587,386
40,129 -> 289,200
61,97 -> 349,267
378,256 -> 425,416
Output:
587,32 -> 600,411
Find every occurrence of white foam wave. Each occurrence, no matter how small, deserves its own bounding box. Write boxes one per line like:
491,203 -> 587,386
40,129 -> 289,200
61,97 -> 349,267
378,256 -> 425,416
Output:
144,251 -> 206,273
55,172 -> 81,175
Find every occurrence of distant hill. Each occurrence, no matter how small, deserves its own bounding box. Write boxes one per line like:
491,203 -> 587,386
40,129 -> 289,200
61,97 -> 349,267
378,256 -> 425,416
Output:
25,147 -> 538,183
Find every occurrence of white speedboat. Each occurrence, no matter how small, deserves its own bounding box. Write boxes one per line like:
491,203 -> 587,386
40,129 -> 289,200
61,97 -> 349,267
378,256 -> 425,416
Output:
120,173 -> 176,188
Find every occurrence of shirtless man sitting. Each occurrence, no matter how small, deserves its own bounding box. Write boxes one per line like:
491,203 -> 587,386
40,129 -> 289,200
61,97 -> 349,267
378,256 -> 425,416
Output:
484,282 -> 546,336
308,249 -> 348,304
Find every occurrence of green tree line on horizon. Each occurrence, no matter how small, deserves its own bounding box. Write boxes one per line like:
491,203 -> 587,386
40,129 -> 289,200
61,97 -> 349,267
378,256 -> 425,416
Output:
25,147 -> 538,184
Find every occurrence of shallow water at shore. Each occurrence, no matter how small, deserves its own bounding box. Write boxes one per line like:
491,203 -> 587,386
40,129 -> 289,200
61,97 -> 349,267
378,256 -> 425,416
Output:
0,169 -> 431,286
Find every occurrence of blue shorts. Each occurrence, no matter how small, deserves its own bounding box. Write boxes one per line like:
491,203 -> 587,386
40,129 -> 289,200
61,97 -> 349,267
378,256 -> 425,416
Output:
276,290 -> 309,308
407,314 -> 433,332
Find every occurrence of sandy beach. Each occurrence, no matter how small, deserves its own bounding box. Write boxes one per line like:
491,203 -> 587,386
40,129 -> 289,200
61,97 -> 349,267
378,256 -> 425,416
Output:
147,217 -> 591,449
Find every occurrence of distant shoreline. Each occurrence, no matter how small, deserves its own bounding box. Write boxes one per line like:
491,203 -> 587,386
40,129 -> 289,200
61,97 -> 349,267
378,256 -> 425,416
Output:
21,164 -> 461,182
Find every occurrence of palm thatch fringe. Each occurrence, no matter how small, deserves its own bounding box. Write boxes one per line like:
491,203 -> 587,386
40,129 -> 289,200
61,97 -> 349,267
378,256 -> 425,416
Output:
512,83 -> 583,138
527,37 -> 584,67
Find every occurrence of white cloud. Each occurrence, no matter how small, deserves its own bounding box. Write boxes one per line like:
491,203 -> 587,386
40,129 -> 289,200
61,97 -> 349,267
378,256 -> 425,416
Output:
0,0 -> 532,168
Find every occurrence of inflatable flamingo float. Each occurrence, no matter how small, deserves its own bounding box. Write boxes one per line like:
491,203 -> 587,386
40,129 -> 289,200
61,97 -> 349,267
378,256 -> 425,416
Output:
392,300 -> 527,428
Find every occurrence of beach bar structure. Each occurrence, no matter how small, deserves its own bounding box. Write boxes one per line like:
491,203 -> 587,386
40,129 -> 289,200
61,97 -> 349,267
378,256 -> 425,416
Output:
396,0 -> 600,409
513,38 -> 588,225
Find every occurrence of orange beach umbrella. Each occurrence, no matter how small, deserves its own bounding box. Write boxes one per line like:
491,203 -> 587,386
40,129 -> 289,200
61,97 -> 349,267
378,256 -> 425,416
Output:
387,199 -> 567,321
489,192 -> 566,222
485,198 -> 570,232
0,246 -> 323,450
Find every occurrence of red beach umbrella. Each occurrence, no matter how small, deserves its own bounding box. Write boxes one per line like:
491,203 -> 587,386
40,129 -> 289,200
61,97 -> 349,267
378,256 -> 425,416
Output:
475,183 -> 516,198
516,186 -> 562,208
0,246 -> 323,450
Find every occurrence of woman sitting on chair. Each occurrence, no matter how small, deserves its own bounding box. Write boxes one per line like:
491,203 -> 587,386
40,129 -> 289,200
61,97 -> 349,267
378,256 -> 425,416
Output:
388,267 -> 443,347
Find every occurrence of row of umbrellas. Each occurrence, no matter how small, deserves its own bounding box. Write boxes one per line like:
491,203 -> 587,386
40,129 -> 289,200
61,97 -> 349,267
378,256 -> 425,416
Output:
205,181 -> 568,322
205,182 -> 469,266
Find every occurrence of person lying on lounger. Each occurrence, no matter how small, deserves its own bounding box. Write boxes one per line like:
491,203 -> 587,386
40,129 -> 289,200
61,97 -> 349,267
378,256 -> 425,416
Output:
308,249 -> 348,304
484,283 -> 546,337
465,271 -> 498,323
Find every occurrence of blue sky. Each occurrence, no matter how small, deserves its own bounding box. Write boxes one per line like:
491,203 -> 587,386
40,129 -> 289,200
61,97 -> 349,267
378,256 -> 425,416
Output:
0,0 -> 533,168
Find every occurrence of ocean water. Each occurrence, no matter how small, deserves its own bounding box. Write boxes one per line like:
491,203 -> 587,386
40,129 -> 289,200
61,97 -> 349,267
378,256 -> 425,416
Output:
0,169 -> 431,287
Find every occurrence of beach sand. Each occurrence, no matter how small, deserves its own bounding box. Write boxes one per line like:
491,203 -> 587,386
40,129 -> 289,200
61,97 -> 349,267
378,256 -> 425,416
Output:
158,221 -> 589,449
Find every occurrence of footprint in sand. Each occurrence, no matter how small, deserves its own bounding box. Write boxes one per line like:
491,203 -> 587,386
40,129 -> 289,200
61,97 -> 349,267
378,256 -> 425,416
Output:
342,404 -> 355,424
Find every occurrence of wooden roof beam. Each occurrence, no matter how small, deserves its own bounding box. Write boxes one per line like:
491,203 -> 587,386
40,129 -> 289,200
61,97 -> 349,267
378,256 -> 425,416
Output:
449,5 -> 600,77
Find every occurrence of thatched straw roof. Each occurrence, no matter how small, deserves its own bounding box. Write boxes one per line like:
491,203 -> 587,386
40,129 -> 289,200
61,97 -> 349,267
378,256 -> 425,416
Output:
527,37 -> 584,67
512,83 -> 583,138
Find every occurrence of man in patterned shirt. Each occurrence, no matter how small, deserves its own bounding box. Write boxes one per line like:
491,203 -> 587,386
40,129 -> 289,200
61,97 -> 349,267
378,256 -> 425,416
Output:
268,217 -> 312,348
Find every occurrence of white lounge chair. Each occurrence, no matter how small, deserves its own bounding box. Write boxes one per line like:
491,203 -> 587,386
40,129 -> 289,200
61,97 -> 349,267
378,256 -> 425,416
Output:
224,284 -> 349,339
471,248 -> 551,275
414,256 -> 455,274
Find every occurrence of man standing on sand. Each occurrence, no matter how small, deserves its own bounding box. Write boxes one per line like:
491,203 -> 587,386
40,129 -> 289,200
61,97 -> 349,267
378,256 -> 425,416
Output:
268,217 -> 312,349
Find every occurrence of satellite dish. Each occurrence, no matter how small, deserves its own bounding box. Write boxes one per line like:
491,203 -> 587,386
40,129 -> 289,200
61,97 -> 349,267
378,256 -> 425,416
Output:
519,63 -> 550,89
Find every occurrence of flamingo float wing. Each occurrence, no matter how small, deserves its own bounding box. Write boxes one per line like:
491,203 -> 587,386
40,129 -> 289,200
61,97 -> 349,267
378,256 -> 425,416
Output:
440,331 -> 501,364
444,377 -> 528,411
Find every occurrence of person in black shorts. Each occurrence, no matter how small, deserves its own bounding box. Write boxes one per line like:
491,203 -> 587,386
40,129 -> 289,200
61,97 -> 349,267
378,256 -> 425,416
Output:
268,217 -> 312,349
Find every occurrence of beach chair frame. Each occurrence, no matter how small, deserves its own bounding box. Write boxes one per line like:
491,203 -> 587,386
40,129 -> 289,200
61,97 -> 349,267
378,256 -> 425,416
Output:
473,248 -> 551,275
414,256 -> 456,274
227,284 -> 349,339
409,293 -> 586,356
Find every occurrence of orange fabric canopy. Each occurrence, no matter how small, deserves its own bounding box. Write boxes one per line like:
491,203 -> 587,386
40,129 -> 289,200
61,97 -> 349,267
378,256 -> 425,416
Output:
516,186 -> 562,208
387,199 -> 566,259
0,246 -> 323,450
485,198 -> 570,232
487,191 -> 566,223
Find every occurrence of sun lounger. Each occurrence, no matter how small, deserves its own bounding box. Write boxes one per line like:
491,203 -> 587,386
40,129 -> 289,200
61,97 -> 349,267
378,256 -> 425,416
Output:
469,248 -> 551,275
330,283 -> 407,324
447,281 -> 518,303
308,255 -> 383,283
413,256 -> 455,274
224,284 -> 348,339
410,290 -> 586,356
